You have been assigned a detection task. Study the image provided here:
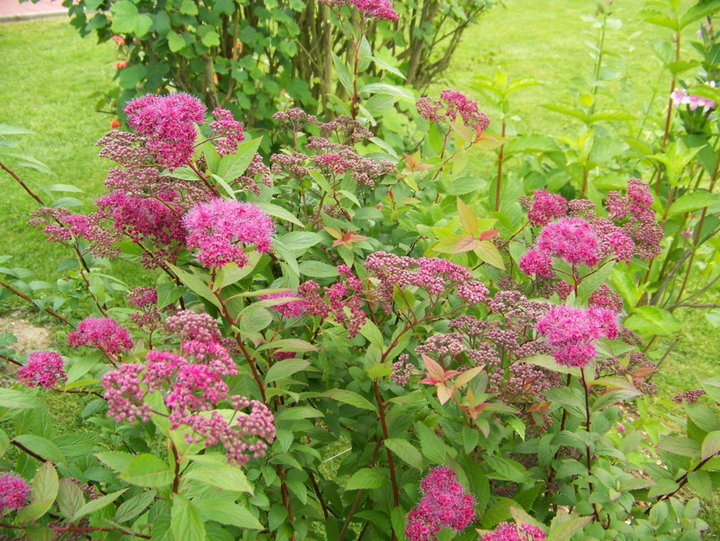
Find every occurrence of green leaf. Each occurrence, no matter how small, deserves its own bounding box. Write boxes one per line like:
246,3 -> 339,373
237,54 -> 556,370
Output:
193,499 -> 263,529
668,191 -> 720,217
238,306 -> 273,333
110,0 -> 138,33
185,460 -> 253,493
57,478 -> 84,520
258,338 -> 317,354
119,454 -> 174,488
278,232 -> 324,253
298,260 -> 339,278
415,422 -> 447,464
647,479 -> 679,498
625,306 -> 682,336
474,240 -> 505,270
322,389 -> 377,411
547,512 -> 593,541
216,137 -> 262,181
384,438 -> 423,470
264,358 -> 311,384
345,467 -> 388,490
72,489 -> 128,522
657,437 -> 700,458
95,451 -> 136,473
171,495 -> 207,541
14,435 -> 66,463
688,470 -> 713,499
157,283 -> 185,309
167,264 -> 221,309
168,32 -> 186,53
114,490 -> 156,523
276,406 -> 324,421
701,431 -> 720,460
360,83 -> 414,100
254,202 -> 304,228
0,388 -> 42,409
17,462 -> 58,523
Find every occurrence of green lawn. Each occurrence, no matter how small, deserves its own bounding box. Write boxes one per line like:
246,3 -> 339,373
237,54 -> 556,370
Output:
0,17 -> 115,277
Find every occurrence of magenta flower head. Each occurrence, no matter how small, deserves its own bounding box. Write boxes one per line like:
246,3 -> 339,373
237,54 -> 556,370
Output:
536,305 -> 618,367
124,93 -> 206,169
209,108 -> 245,155
536,217 -> 600,267
527,190 -> 568,227
405,466 -> 476,541
259,292 -> 308,318
17,351 -> 67,389
183,199 -> 274,268
482,521 -> 546,541
350,0 -> 399,21
68,317 -> 133,356
0,473 -> 30,512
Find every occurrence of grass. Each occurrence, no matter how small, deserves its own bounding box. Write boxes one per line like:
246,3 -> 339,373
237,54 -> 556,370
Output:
0,17 -> 115,277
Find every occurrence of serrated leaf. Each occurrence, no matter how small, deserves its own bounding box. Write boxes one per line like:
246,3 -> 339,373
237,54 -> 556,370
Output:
17,462 -> 58,523
0,388 -> 42,409
119,454 -> 174,488
345,468 -> 388,490
184,463 -> 253,493
14,435 -> 65,463
72,489 -> 127,522
701,431 -> 720,460
114,490 -> 156,523
264,358 -> 311,384
171,495 -> 206,541
384,438 -> 423,470
322,389 -> 377,411
193,499 -> 263,529
95,451 -> 136,473
57,478 -> 84,520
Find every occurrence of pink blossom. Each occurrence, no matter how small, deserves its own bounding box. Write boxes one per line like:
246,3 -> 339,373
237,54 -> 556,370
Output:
519,249 -> 554,278
482,521 -> 546,541
209,108 -> 245,155
0,473 -> 30,512
417,90 -> 491,136
671,86 -> 716,111
526,190 -> 568,227
349,0 -> 399,21
536,305 -> 618,367
536,218 -> 601,267
68,317 -> 133,355
183,199 -> 274,268
17,351 -> 66,389
259,292 -> 308,318
124,93 -> 206,169
406,467 -> 476,541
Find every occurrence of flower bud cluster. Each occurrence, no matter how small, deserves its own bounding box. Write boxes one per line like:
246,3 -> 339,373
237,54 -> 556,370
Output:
416,89 -> 490,136
405,467 -> 476,541
68,317 -> 133,356
482,521 -> 546,541
17,351 -> 67,389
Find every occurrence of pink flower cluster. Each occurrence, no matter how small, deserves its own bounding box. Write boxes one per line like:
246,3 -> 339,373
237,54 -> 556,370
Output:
324,0 -> 398,21
671,86 -> 716,111
364,251 -> 488,311
524,190 -> 568,227
125,93 -> 206,169
673,389 -> 706,403
520,214 -> 637,278
405,467 -> 476,541
209,108 -> 245,155
0,473 -> 30,513
128,287 -> 162,330
183,199 -> 274,268
17,351 -> 67,389
536,305 -> 618,367
102,311 -> 275,465
482,521 -> 546,541
68,317 -> 133,356
605,179 -> 662,260
298,265 -> 366,337
416,90 -> 490,136
350,0 -> 399,21
259,292 -> 308,318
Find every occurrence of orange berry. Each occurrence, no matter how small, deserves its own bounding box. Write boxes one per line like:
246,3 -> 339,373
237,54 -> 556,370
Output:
110,119 -> 121,129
